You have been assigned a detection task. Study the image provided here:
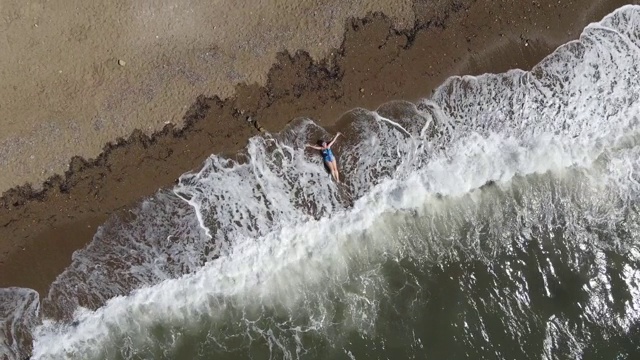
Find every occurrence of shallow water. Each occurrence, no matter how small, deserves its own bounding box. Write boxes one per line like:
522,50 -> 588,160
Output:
3,4 -> 640,360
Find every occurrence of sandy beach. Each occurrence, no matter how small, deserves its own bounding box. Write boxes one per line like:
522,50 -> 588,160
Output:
0,0 -> 415,195
0,0 -> 636,296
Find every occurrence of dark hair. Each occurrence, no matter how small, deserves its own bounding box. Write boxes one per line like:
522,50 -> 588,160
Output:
317,139 -> 326,146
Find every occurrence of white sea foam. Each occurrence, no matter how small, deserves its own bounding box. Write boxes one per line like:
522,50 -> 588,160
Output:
0,288 -> 39,359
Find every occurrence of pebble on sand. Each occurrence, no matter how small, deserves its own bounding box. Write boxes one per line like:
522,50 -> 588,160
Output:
118,59 -> 126,66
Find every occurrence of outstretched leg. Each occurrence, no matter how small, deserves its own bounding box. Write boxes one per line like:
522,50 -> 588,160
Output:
324,160 -> 335,181
330,160 -> 340,183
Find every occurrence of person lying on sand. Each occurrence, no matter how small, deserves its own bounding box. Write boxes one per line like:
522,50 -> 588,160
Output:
306,132 -> 343,183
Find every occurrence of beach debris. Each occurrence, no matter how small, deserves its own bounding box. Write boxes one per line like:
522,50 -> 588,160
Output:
360,88 -> 364,93
251,117 -> 266,133
118,59 -> 126,66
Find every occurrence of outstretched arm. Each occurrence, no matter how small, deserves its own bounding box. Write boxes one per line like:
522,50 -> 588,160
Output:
327,132 -> 342,148
306,144 -> 322,150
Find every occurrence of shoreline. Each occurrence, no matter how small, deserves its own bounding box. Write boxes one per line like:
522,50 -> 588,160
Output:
0,0 -> 635,296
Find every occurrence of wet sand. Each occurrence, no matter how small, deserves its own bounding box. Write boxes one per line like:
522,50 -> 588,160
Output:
0,0 -> 636,295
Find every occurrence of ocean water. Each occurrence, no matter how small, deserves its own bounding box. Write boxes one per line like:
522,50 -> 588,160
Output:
3,4 -> 640,360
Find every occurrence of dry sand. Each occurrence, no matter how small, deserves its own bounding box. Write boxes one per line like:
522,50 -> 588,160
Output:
0,0 -> 637,295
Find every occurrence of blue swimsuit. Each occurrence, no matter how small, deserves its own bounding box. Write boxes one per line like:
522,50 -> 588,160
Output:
321,148 -> 334,162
